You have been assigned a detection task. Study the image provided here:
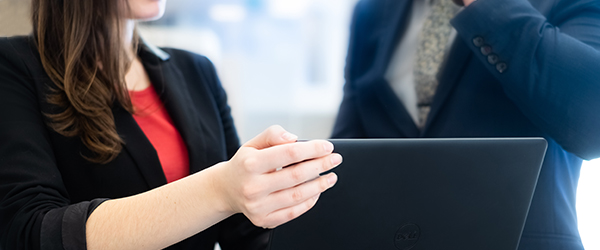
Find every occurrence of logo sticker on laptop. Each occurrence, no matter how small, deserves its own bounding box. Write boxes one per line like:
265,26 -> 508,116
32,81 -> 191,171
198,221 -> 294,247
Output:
394,223 -> 420,250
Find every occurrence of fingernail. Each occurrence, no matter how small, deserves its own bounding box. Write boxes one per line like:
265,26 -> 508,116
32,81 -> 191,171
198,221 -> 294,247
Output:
282,132 -> 298,141
323,142 -> 334,152
330,154 -> 343,165
327,173 -> 338,186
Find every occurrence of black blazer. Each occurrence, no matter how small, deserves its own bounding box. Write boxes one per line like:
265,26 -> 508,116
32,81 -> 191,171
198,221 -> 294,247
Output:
0,36 -> 269,250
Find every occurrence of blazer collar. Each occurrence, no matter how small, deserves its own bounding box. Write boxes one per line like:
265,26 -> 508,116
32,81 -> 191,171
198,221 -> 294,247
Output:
421,36 -> 472,134
139,37 -> 171,62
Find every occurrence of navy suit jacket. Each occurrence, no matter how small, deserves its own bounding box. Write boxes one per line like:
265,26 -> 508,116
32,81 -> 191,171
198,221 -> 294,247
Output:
332,0 -> 600,249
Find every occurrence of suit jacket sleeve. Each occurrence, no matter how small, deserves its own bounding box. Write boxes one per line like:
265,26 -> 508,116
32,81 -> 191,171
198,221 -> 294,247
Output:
0,37 -> 108,250
451,0 -> 600,160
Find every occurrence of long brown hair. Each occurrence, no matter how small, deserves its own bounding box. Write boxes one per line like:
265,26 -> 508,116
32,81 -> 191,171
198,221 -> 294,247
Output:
32,0 -> 136,164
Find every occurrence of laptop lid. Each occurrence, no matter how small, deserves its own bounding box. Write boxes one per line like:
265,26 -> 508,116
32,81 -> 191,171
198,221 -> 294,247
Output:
268,138 -> 547,250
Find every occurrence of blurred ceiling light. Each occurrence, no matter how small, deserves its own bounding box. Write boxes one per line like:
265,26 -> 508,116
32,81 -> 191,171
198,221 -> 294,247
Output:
209,4 -> 247,22
267,0 -> 313,19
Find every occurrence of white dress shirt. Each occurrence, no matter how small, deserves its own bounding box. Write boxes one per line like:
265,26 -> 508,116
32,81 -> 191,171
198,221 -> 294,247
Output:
385,0 -> 458,124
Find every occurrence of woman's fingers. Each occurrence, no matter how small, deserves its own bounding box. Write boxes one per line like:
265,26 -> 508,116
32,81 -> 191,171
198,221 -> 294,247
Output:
224,126 -> 342,228
249,140 -> 335,174
255,173 -> 338,228
267,153 -> 342,192
261,195 -> 320,229
244,125 -> 298,150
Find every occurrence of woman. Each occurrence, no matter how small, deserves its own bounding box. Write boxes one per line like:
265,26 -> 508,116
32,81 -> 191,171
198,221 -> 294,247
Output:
0,0 -> 342,249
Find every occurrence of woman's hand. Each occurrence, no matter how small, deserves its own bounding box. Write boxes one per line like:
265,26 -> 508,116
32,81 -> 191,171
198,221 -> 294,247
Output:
212,125 -> 342,228
86,125 -> 337,249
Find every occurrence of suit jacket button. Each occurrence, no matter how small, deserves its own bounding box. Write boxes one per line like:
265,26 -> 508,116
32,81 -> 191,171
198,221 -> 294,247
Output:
487,54 -> 499,65
496,62 -> 507,73
473,36 -> 485,47
480,45 -> 492,56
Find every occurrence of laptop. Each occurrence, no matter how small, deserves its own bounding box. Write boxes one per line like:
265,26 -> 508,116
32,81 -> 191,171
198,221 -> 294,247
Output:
268,138 -> 547,250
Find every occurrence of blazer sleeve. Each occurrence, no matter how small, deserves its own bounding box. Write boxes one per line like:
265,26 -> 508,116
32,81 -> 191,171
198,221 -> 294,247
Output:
331,0 -> 371,139
191,55 -> 271,249
451,0 -> 600,160
0,38 -> 108,250
196,56 -> 240,158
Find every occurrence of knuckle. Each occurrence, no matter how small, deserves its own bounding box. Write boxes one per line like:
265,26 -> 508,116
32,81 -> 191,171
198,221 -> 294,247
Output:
291,189 -> 304,202
268,124 -> 282,131
245,201 -> 261,214
285,145 -> 301,160
267,125 -> 283,136
241,185 -> 260,200
271,124 -> 284,132
242,157 -> 259,172
290,166 -> 304,182
287,210 -> 297,221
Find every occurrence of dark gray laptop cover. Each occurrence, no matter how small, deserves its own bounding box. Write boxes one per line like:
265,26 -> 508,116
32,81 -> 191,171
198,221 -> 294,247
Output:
268,138 -> 547,250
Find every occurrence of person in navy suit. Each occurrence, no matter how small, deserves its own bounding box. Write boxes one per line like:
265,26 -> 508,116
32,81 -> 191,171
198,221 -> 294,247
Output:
333,0 -> 600,249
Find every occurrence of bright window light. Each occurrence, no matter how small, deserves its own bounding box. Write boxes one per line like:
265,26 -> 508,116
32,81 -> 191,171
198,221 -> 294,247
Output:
577,160 -> 600,249
267,0 -> 313,19
209,4 -> 247,23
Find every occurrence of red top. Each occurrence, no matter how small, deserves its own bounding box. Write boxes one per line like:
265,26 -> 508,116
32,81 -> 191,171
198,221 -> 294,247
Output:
129,85 -> 190,183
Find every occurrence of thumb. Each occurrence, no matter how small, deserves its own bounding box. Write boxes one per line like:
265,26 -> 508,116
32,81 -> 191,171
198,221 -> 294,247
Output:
244,125 -> 298,150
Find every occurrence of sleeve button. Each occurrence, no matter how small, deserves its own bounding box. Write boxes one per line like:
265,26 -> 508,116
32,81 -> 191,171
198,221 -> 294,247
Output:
480,45 -> 492,56
496,62 -> 508,73
487,54 -> 499,65
473,36 -> 485,47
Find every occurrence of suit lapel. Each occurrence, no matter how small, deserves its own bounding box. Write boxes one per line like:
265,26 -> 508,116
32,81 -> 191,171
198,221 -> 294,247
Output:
141,54 -> 208,175
357,76 -> 420,137
112,46 -> 209,189
421,36 -> 472,133
358,0 -> 418,136
113,106 -> 167,189
373,0 -> 413,78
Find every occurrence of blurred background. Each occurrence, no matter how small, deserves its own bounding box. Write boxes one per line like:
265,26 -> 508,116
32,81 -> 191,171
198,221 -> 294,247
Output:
1,0 -> 598,249
139,0 -> 354,142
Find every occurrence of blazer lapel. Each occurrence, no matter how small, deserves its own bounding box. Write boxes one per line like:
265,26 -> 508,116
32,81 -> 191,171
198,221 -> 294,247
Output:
112,44 -> 209,189
357,0 -> 419,137
114,106 -> 167,189
421,36 -> 472,133
141,51 -> 208,175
